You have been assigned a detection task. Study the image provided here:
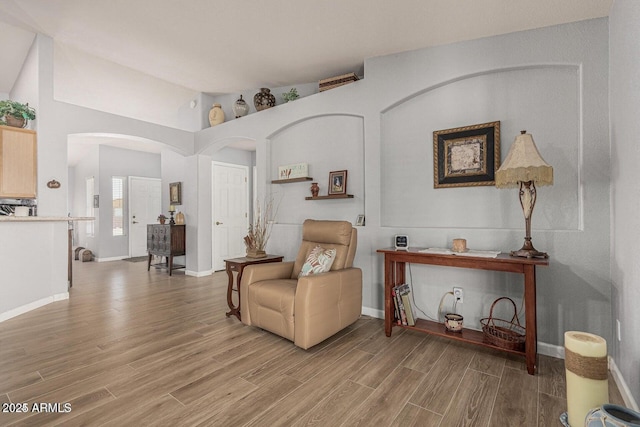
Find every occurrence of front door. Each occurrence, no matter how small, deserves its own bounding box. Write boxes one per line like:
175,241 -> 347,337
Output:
129,177 -> 161,257
212,162 -> 249,271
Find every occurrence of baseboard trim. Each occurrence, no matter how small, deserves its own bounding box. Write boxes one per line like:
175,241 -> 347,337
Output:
609,357 -> 640,411
362,306 -> 384,319
0,292 -> 69,323
95,256 -> 127,262
185,270 -> 213,277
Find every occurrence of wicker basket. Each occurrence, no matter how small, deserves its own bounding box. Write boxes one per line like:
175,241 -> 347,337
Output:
480,297 -> 525,351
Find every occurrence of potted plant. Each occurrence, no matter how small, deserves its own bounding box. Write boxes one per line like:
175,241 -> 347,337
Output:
244,198 -> 276,258
281,88 -> 299,103
0,100 -> 36,128
157,214 -> 167,224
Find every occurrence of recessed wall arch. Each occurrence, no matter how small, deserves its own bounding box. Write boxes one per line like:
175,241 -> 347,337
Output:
380,64 -> 582,231
267,113 -> 366,225
196,135 -> 258,156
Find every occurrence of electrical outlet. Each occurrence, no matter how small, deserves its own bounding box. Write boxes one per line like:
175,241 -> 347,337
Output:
453,287 -> 464,303
617,319 -> 621,342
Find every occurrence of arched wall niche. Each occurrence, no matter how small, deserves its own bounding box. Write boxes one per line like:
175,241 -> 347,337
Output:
380,64 -> 581,231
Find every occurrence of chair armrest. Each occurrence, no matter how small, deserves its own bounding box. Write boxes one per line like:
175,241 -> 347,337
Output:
294,267 -> 363,349
241,261 -> 294,286
240,261 -> 294,325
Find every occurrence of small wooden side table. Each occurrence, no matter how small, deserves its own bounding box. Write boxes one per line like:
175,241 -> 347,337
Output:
224,254 -> 284,320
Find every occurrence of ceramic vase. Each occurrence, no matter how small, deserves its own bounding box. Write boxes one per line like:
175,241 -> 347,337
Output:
310,182 -> 319,197
208,103 -> 225,126
585,404 -> 640,427
175,212 -> 185,225
232,95 -> 250,118
254,88 -> 275,111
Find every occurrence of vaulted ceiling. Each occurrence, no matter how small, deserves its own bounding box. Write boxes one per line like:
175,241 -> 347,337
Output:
0,0 -> 611,96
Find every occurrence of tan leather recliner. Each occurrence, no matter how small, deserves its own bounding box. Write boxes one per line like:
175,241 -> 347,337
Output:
240,219 -> 362,349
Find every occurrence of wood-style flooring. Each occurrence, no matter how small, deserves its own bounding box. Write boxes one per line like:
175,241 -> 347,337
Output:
0,259 -> 624,426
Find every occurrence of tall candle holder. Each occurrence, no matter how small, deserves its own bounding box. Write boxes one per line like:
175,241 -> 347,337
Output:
169,205 -> 176,225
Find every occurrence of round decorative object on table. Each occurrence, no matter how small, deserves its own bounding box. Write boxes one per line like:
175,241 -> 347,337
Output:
444,313 -> 463,332
232,95 -> 250,118
208,103 -> 225,126
584,404 -> 640,427
310,182 -> 319,197
254,88 -> 276,111
452,238 -> 467,253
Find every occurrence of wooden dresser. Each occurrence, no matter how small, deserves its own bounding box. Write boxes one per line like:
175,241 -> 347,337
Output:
147,224 -> 185,276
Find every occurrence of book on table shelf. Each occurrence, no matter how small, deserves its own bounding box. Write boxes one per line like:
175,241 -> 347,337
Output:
393,283 -> 415,326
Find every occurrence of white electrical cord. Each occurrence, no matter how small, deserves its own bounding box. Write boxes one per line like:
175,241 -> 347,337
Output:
406,263 -> 439,322
437,291 -> 460,323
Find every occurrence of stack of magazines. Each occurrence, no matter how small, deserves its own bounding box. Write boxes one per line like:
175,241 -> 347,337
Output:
392,283 -> 415,326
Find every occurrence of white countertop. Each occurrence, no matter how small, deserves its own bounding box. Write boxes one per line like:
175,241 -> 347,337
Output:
0,216 -> 94,222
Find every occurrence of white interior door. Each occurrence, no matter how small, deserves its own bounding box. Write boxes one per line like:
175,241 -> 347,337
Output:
129,177 -> 162,257
212,162 -> 249,271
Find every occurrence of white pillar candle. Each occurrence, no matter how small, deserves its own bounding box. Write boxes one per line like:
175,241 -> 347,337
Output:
565,331 -> 608,427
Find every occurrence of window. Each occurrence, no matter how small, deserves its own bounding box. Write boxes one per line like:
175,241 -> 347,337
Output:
86,177 -> 94,236
112,176 -> 125,236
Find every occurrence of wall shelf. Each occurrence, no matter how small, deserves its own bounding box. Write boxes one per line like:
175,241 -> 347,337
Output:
305,194 -> 354,200
271,177 -> 313,184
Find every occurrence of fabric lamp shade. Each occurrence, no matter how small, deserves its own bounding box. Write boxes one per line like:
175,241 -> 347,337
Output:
495,132 -> 553,188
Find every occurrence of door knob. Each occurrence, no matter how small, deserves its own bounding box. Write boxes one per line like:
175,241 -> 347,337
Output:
132,221 -> 139,224
216,221 -> 223,225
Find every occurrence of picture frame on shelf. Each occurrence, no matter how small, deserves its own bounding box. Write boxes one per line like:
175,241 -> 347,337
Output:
328,170 -> 348,196
169,182 -> 182,205
433,121 -> 500,188
355,214 -> 365,226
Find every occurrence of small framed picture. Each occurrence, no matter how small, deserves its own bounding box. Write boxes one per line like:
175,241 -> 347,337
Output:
355,214 -> 365,226
169,182 -> 182,205
328,170 -> 348,196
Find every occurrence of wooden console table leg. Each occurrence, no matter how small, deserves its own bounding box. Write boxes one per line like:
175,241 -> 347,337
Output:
524,264 -> 537,375
226,264 -> 242,320
147,253 -> 152,271
384,256 -> 394,337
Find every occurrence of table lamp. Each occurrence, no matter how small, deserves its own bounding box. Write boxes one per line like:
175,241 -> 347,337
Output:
495,131 -> 553,258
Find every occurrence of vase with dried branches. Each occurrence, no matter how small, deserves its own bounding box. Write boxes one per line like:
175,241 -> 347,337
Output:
244,198 -> 275,258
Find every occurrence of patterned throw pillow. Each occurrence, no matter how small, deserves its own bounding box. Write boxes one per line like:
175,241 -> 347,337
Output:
298,245 -> 337,277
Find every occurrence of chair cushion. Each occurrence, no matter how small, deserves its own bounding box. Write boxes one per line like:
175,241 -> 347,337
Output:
246,279 -> 297,340
298,245 -> 336,277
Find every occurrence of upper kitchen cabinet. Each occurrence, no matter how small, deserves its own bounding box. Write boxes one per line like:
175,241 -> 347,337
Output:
0,125 -> 37,198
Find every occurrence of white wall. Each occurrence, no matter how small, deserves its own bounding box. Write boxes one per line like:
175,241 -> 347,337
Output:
610,0 -> 640,409
71,144 -> 99,251
54,42 -> 202,132
195,19 -> 611,351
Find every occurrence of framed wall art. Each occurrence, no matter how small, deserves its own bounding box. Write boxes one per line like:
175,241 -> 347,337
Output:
169,182 -> 182,205
328,170 -> 348,195
433,121 -> 500,188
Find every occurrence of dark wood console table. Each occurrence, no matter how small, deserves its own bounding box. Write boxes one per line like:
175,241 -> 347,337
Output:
147,224 -> 186,276
377,248 -> 548,375
224,254 -> 284,320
